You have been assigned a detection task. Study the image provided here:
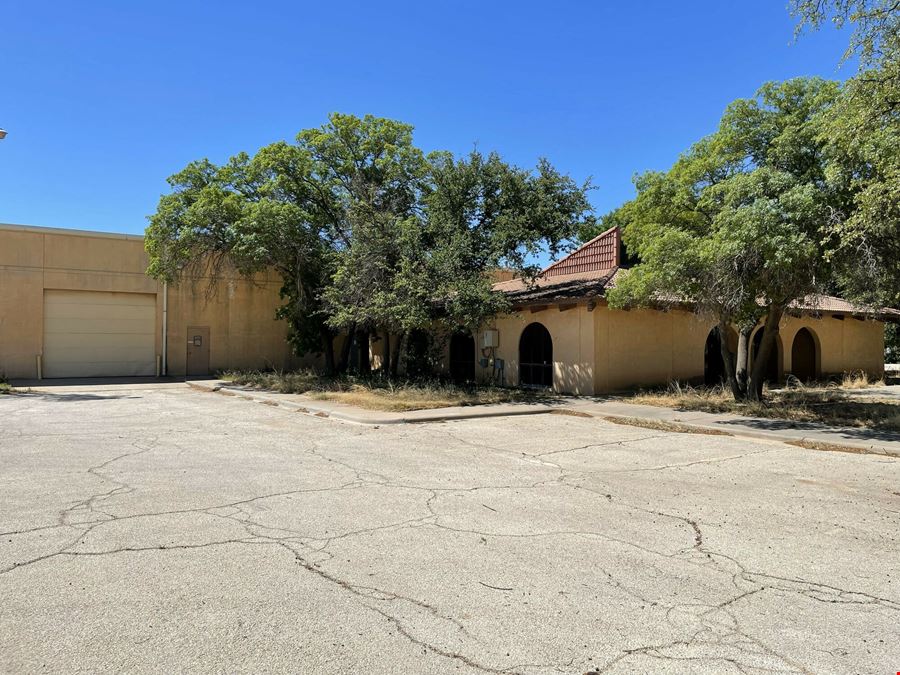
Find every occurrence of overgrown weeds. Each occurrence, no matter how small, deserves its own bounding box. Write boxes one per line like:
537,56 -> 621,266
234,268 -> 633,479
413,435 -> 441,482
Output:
602,415 -> 732,435
220,370 -> 549,412
627,378 -> 900,432
836,370 -> 885,389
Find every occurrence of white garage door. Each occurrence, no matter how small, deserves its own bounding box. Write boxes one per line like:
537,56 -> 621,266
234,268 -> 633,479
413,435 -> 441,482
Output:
43,290 -> 157,378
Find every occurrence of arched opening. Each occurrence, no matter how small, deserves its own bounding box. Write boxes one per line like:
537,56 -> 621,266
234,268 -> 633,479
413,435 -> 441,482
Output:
519,323 -> 553,388
448,333 -> 475,384
791,328 -> 818,383
751,328 -> 780,385
704,327 -> 727,386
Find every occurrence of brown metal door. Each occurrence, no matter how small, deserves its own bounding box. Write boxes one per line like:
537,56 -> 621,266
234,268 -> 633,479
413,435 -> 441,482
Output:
186,326 -> 210,376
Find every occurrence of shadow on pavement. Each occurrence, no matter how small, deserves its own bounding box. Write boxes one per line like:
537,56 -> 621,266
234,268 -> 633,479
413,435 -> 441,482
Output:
715,416 -> 900,443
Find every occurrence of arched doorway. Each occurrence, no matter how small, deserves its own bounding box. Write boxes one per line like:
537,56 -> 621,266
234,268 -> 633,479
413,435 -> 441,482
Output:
791,328 -> 817,383
448,333 -> 475,384
704,327 -> 727,386
751,329 -> 780,385
519,323 -> 553,388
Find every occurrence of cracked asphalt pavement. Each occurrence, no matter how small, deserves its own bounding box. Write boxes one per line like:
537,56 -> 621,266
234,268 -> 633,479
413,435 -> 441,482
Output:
1,382 -> 898,674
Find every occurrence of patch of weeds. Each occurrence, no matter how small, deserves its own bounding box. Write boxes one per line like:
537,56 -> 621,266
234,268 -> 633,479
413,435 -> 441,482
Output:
602,415 -> 732,436
549,408 -> 593,418
836,370 -> 885,390
786,439 -> 895,457
220,369 -> 553,412
626,379 -> 900,432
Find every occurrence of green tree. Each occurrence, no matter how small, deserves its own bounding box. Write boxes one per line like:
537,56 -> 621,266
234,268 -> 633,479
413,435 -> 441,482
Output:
322,145 -> 594,375
791,0 -> 899,76
146,113 -> 594,378
308,114 -> 428,374
145,141 -> 342,372
791,1 -> 900,309
821,64 -> 900,308
604,78 -> 845,401
424,150 -> 594,333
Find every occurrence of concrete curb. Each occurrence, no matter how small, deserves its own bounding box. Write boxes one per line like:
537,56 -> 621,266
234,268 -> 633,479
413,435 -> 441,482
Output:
186,380 -> 554,425
186,381 -> 900,456
592,412 -> 900,457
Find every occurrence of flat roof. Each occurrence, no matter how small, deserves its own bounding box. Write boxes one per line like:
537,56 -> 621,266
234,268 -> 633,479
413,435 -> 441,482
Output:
0,222 -> 144,242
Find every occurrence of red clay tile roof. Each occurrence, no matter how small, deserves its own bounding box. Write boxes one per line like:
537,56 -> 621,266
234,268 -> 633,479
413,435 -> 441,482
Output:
542,226 -> 620,277
492,227 -> 622,304
492,228 -> 899,320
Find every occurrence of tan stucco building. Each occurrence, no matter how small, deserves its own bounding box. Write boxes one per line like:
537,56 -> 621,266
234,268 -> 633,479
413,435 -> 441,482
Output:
0,222 -> 891,391
458,227 -> 892,395
0,223 -> 298,379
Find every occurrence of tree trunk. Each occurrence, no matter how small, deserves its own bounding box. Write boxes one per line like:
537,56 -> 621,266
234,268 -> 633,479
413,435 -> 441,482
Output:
382,331 -> 391,376
717,321 -> 741,400
358,330 -> 371,375
734,325 -> 753,397
320,328 -> 335,376
336,325 -> 355,374
747,306 -> 784,401
390,331 -> 405,378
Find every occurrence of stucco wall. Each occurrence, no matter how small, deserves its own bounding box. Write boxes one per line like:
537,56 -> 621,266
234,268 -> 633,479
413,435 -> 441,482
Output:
2,223 -> 887,385
483,305 -> 595,395
0,230 -> 45,379
592,307 -> 886,393
164,273 -> 298,375
777,314 -> 884,379
593,306 -> 712,392
446,302 -> 887,396
0,224 -> 297,378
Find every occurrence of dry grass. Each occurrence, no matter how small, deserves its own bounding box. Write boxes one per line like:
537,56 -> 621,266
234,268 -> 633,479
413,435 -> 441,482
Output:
602,415 -> 732,436
0,380 -> 14,395
627,379 -> 900,432
785,439 -> 894,457
220,370 -> 547,412
837,370 -> 885,389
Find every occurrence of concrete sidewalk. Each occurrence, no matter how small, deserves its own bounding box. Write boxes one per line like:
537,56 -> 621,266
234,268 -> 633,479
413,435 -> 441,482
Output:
186,379 -> 556,424
564,398 -> 900,456
187,379 -> 900,457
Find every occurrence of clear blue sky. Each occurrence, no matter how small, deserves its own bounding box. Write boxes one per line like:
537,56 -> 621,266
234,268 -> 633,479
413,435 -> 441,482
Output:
0,1 -> 851,236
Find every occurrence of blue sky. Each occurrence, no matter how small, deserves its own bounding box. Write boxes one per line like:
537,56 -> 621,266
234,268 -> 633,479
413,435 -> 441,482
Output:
1,1 -> 850,236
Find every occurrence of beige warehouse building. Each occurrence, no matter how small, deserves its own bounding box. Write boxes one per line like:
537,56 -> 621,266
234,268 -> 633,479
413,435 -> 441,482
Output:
0,223 -> 297,379
0,222 -> 892,391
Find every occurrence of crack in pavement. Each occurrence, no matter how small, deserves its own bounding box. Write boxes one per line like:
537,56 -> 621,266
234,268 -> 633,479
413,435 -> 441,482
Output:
3,389 -> 899,674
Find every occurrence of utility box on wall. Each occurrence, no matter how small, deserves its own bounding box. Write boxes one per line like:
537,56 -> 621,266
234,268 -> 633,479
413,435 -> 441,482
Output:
481,329 -> 499,349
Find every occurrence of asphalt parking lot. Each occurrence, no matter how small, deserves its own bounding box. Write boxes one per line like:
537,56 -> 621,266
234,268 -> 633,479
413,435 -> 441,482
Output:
1,382 -> 898,674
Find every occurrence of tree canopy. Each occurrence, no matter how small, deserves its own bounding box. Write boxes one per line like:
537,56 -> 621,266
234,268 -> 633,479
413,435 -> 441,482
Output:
601,78 -> 847,400
791,0 -> 899,73
791,0 -> 900,308
145,113 -> 593,375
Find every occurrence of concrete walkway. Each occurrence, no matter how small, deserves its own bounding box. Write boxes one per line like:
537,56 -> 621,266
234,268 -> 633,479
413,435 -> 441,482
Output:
187,379 -> 900,457
565,398 -> 900,456
186,379 -> 557,424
